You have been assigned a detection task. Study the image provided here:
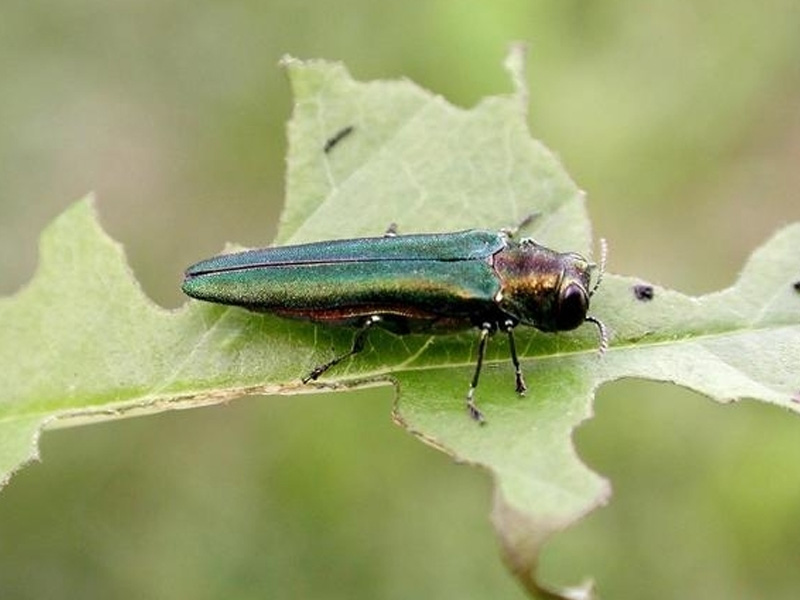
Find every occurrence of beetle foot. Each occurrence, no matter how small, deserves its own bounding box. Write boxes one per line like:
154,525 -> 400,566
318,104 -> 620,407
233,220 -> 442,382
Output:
302,366 -> 326,384
466,395 -> 487,425
515,373 -> 527,395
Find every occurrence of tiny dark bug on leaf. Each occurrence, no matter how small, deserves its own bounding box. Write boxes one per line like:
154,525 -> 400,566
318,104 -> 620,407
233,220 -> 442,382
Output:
633,283 -> 655,301
323,125 -> 355,153
182,220 -> 608,422
793,280 -> 800,293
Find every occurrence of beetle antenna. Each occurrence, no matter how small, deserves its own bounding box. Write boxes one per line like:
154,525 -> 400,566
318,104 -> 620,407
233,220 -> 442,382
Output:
589,238 -> 607,297
585,316 -> 608,355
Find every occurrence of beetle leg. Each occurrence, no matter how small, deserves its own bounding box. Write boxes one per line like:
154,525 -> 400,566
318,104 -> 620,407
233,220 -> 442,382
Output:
302,315 -> 381,383
501,213 -> 540,239
466,322 -> 493,424
504,320 -> 527,394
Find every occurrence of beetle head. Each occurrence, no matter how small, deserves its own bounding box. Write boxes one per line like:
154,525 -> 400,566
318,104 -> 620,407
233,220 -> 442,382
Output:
493,238 -> 608,352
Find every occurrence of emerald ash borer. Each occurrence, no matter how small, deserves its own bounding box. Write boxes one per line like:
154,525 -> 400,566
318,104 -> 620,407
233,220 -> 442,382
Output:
182,222 -> 608,422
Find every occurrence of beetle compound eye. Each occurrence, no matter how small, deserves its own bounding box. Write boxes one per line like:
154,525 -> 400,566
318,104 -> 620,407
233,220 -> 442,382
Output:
556,283 -> 588,331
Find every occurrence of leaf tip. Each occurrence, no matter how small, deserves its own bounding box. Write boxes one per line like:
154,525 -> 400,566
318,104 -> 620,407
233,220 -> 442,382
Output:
503,42 -> 530,112
278,54 -> 299,69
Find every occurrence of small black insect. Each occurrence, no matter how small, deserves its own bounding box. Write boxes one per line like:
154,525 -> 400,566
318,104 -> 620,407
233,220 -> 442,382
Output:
633,283 -> 655,302
324,125 -> 355,153
793,280 -> 800,293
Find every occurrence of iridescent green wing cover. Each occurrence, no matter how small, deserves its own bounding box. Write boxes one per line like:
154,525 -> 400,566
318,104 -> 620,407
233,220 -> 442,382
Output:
187,229 -> 504,269
182,229 -> 506,326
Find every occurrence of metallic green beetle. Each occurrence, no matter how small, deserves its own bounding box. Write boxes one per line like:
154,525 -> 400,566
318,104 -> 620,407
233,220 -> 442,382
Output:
182,225 -> 607,422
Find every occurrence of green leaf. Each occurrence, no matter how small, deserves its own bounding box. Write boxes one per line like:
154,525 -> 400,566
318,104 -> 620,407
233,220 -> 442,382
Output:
2,48 -> 799,598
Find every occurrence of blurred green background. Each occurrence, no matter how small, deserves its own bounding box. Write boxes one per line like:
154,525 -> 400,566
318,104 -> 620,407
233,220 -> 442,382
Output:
1,1 -> 799,598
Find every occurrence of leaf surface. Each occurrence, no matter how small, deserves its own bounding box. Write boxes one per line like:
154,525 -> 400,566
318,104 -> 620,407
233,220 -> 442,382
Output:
2,49 -> 798,598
